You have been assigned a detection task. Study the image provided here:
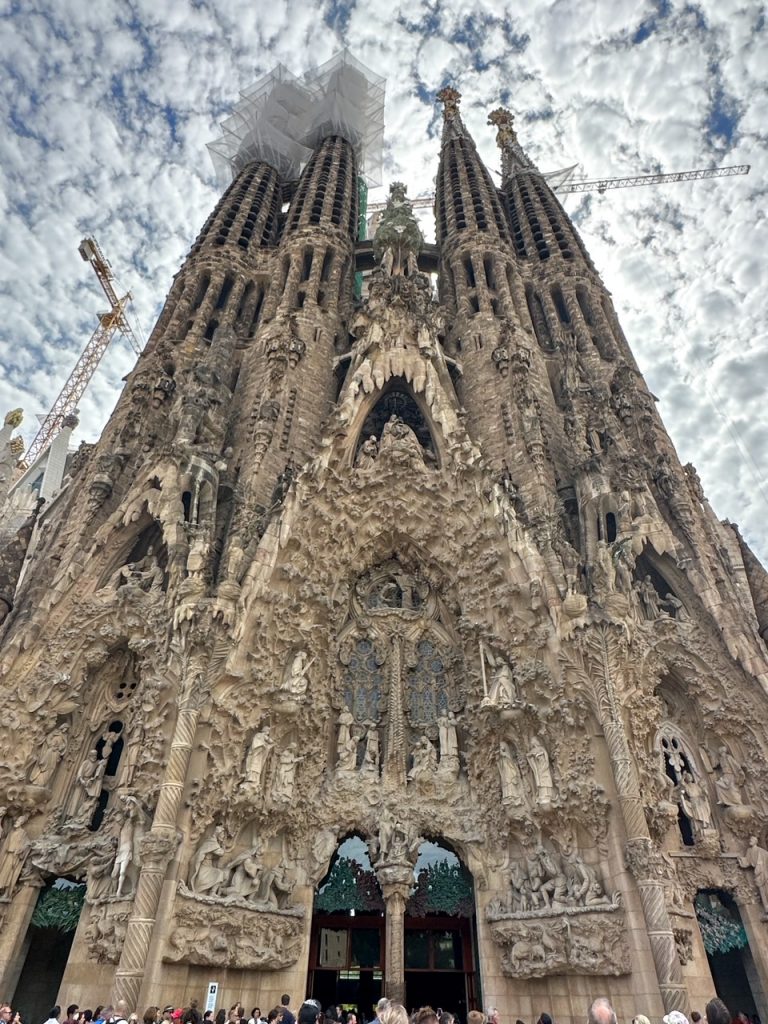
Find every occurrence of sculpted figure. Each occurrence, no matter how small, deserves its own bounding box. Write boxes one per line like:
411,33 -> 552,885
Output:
437,709 -> 459,763
190,826 -> 229,896
713,745 -> 746,807
336,730 -> 359,773
355,435 -> 378,470
593,540 -> 615,593
28,724 -> 69,788
0,816 -> 29,898
527,735 -> 555,806
636,575 -> 661,620
361,726 -> 380,774
740,836 -> 768,913
408,735 -> 437,782
73,749 -> 107,822
245,726 -> 273,790
562,849 -> 607,906
612,540 -> 634,593
273,749 -> 301,803
283,650 -> 312,699
378,415 -> 425,465
111,797 -> 146,899
337,705 -> 355,751
225,847 -> 263,900
678,771 -> 713,834
498,742 -> 526,807
486,656 -> 516,706
258,863 -> 295,910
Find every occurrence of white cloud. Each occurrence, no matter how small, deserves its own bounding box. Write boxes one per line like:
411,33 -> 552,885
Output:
0,0 -> 766,567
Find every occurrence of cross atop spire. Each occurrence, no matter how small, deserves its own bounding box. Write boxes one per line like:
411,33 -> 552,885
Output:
488,106 -> 536,180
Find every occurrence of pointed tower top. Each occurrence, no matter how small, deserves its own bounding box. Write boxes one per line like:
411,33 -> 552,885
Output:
437,86 -> 462,120
488,106 -> 536,181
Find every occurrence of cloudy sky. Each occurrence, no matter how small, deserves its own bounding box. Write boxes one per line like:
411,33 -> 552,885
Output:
1,1 -> 766,561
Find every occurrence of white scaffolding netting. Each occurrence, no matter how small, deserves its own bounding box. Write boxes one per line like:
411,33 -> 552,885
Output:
207,50 -> 385,186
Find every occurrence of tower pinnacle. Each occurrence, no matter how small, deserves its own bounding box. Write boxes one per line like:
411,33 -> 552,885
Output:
488,106 -> 536,180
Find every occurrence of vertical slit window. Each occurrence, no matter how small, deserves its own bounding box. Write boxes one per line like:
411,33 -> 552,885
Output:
551,285 -> 570,324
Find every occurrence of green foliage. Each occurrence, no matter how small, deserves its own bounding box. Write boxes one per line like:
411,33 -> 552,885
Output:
315,857 -> 384,914
694,894 -> 748,955
406,860 -> 474,918
31,884 -> 86,932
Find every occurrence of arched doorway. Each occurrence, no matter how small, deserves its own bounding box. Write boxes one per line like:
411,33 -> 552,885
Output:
696,890 -> 759,1014
309,836 -> 385,1019
308,837 -> 478,1018
404,841 -> 478,1017
12,879 -> 85,1024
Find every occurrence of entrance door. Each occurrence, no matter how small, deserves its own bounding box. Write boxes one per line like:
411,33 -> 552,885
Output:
308,915 -> 384,1019
696,890 -> 761,1015
404,919 -> 474,1017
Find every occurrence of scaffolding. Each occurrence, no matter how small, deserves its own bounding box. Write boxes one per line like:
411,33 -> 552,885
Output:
208,50 -> 385,187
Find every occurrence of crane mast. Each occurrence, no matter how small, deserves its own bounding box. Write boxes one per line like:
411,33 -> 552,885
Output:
22,238 -> 142,468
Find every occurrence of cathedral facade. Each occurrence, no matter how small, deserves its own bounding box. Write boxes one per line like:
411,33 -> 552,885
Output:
2,55 -> 768,1023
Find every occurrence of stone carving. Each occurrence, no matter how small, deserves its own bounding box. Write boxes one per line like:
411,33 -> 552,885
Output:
370,809 -> 423,867
189,825 -> 230,895
482,648 -> 517,707
72,749 -> 108,824
244,725 -> 273,790
85,904 -> 130,963
373,182 -> 423,278
673,927 -> 693,965
282,650 -> 313,700
111,796 -> 148,898
437,709 -> 459,776
408,734 -> 437,782
272,748 -> 301,803
712,745 -> 748,809
498,742 -> 526,809
0,816 -> 29,899
165,893 -> 303,969
355,435 -> 378,470
27,724 -> 69,788
488,908 -> 630,978
676,771 -> 713,837
378,415 -> 427,468
527,736 -> 555,807
739,837 -> 768,912
635,575 -> 661,620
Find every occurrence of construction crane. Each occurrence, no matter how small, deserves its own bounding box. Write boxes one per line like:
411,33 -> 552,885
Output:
365,163 -> 751,214
23,237 -> 143,467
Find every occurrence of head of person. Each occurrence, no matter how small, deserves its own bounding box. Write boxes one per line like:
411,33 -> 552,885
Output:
0,1005 -> 11,1023
267,1012 -> 282,1024
51,1011 -> 62,1022
376,1004 -> 391,1023
204,1015 -> 212,1023
68,1008 -> 79,1020
632,1016 -> 651,1024
486,1010 -> 499,1024
537,1015 -> 551,1024
82,1013 -> 93,1023
95,1012 -> 104,1021
441,1015 -> 454,1024
379,1007 -> 407,1024
691,1016 -> 701,1024
116,1005 -> 130,1022
467,1012 -> 485,1024
416,1010 -> 438,1024
143,1010 -> 158,1024
281,1002 -> 291,1012
663,1013 -> 689,1024
588,1000 -> 618,1024
251,1013 -> 261,1022
298,1004 -> 321,1024
101,1009 -> 114,1023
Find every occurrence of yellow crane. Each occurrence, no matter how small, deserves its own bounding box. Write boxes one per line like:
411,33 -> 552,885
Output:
23,238 -> 143,467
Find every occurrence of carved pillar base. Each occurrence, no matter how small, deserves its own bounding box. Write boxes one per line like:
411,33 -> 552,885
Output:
378,864 -> 412,1006
0,885 -> 40,999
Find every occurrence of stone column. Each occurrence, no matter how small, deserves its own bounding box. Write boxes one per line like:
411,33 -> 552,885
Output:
735,900 -> 768,1017
0,884 -> 40,998
579,626 -> 687,1011
111,652 -> 207,1008
377,865 -> 412,1005
384,635 -> 406,788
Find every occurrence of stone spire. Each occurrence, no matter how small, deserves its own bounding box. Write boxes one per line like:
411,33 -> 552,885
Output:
488,107 -> 537,181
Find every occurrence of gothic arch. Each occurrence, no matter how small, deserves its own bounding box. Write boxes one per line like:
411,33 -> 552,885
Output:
348,378 -> 444,468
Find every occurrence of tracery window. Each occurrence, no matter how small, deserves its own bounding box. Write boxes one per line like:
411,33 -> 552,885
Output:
342,638 -> 386,722
406,638 -> 450,726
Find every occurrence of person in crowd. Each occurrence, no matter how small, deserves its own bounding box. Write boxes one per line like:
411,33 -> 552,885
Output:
0,1004 -> 11,1023
113,1002 -> 131,1024
379,1006 -> 406,1024
375,1005 -> 390,1024
663,1012 -> 689,1024
691,1014 -> 702,1023
536,1013 -> 552,1024
203,1014 -> 213,1023
733,1015 -> 750,1024
63,1005 -> 79,1024
297,1005 -> 321,1024
632,1015 -> 651,1024
248,1009 -> 263,1024
415,1011 -> 437,1024
214,1011 -> 226,1024
346,1015 -> 356,1024
94,1010 -> 105,1024
705,1003 -> 731,1024
43,1008 -> 62,1024
143,1009 -> 158,1024
467,1012 -> 484,1024
588,999 -> 618,1024
82,1013 -> 93,1023
280,999 -> 295,1024
267,1011 -> 283,1024
485,1011 -> 499,1024
440,1014 -> 454,1024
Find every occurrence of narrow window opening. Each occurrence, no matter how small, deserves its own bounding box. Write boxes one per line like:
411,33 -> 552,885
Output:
606,512 -> 617,543
551,285 -> 571,324
215,275 -> 234,311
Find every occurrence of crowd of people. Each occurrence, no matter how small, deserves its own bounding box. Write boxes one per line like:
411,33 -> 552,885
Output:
0,992 -> 760,1024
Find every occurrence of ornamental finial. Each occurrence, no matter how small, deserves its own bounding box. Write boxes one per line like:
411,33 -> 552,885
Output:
437,87 -> 461,120
487,107 -> 518,150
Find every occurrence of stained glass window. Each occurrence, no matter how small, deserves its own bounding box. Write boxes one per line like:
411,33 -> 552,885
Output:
343,638 -> 385,722
406,638 -> 448,725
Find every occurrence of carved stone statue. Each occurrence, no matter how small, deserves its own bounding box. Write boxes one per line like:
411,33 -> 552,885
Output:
498,742 -> 526,808
485,656 -> 516,706
437,710 -> 459,775
273,748 -> 301,803
336,730 -> 359,773
361,726 -> 380,775
740,836 -> 768,913
373,181 -> 424,278
355,435 -> 378,470
337,705 -> 355,751
373,808 -> 422,866
258,863 -> 295,910
713,745 -> 746,807
27,724 -> 69,788
111,797 -> 146,899
72,749 -> 107,823
636,575 -> 661,620
245,726 -> 273,790
408,734 -> 437,782
190,826 -> 229,896
527,735 -> 555,806
0,816 -> 29,898
378,415 -> 425,466
678,771 -> 713,835
224,847 -> 263,900
283,650 -> 312,700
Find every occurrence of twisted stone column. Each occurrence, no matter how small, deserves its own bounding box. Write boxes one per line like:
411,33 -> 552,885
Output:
377,865 -> 413,1005
584,627 -> 687,1011
112,657 -> 206,1008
